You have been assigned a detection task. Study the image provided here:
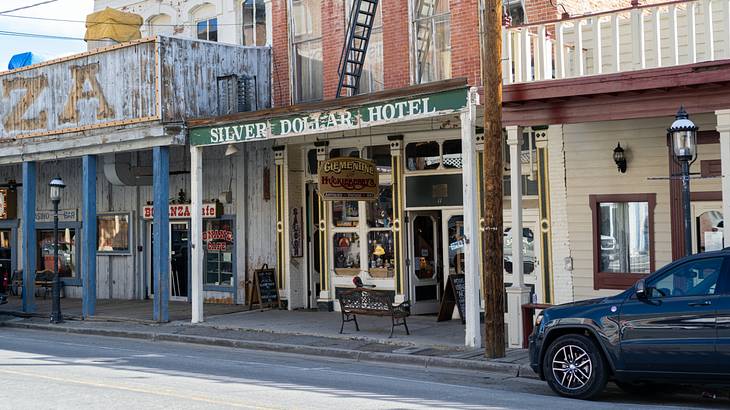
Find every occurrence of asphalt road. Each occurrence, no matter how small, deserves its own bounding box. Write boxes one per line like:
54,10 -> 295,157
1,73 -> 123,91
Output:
0,328 -> 726,410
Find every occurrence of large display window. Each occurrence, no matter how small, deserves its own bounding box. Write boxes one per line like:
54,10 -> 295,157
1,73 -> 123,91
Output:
203,219 -> 235,287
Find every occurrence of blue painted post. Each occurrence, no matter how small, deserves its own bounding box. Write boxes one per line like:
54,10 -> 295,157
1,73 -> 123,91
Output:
153,147 -> 170,322
21,162 -> 36,313
82,155 -> 97,318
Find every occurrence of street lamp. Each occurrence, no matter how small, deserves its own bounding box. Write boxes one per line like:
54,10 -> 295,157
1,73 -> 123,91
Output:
49,176 -> 65,324
668,106 -> 698,256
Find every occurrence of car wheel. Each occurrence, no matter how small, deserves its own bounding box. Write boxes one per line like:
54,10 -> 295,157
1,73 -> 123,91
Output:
542,334 -> 608,400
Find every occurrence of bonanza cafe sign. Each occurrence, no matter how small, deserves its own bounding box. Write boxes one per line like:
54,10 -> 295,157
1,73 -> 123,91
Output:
318,158 -> 379,201
190,88 -> 468,146
143,203 -> 220,220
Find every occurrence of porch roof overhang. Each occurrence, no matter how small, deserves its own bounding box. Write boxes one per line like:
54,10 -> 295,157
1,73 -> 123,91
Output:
503,59 -> 730,126
188,78 -> 473,147
0,122 -> 185,165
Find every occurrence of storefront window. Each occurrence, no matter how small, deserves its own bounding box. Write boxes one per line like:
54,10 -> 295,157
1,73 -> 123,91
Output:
367,186 -> 392,228
406,142 -> 440,170
330,147 -> 359,158
442,139 -> 462,169
413,215 -> 436,279
203,219 -> 234,286
503,226 -> 536,275
333,232 -> 360,274
367,231 -> 394,278
97,213 -> 130,253
307,149 -> 318,175
590,193 -> 656,290
0,230 -> 10,282
38,228 -> 76,278
332,201 -> 359,227
364,145 -> 391,173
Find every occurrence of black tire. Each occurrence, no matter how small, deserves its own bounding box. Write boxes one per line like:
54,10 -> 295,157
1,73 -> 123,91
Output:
542,334 -> 608,400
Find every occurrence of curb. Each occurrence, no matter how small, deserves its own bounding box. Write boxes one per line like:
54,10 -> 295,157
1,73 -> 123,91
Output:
1,320 -> 538,379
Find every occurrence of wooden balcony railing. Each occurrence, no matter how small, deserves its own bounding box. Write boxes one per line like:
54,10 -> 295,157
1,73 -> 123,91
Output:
503,0 -> 730,84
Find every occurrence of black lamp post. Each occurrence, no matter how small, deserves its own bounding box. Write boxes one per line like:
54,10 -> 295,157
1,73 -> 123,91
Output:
668,107 -> 698,256
49,176 -> 65,324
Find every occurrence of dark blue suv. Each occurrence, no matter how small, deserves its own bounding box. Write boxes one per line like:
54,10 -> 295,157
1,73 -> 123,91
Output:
529,250 -> 730,399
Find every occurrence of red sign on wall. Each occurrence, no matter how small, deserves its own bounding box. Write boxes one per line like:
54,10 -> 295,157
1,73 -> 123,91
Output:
142,203 -> 221,220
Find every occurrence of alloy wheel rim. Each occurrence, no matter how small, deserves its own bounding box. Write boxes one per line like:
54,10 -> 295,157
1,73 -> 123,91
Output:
551,344 -> 593,390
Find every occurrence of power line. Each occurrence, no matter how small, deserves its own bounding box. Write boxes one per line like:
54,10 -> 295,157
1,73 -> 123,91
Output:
0,12 -> 254,27
0,30 -> 84,41
0,0 -> 58,15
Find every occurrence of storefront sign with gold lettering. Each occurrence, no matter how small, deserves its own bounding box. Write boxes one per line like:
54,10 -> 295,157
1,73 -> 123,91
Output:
318,158 -> 379,201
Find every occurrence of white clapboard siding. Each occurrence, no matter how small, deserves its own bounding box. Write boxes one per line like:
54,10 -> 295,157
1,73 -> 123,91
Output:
557,113 -> 720,301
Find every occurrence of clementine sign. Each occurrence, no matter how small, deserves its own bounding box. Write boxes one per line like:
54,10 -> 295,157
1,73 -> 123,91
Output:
318,157 -> 379,201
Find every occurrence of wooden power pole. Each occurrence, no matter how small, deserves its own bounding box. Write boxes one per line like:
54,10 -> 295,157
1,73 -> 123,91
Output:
481,0 -> 506,358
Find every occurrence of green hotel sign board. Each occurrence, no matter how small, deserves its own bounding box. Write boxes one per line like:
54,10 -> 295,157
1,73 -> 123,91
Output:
190,87 -> 469,146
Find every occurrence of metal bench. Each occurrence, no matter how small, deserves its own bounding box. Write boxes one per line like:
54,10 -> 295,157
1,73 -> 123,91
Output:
338,288 -> 410,338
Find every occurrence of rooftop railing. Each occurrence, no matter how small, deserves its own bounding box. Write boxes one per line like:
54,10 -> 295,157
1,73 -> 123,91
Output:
502,0 -> 730,84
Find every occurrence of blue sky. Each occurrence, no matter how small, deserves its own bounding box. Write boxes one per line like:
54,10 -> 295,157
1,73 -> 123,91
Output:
0,0 -> 94,69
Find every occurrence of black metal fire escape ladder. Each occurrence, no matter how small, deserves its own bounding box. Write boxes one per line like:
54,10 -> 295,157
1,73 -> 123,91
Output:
336,0 -> 380,98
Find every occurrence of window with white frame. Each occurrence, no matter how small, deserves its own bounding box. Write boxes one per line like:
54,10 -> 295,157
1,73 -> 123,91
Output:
291,0 -> 323,102
411,0 -> 451,84
197,17 -> 218,41
344,0 -> 384,94
242,0 -> 267,46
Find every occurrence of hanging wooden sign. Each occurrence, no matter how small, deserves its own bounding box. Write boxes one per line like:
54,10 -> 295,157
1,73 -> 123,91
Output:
318,157 -> 379,201
437,274 -> 466,324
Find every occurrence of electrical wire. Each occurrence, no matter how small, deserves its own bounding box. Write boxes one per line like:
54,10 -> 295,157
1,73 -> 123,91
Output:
0,29 -> 85,41
0,0 -> 58,15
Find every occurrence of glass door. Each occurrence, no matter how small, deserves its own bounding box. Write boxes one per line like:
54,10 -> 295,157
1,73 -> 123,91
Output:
0,229 -> 11,293
442,211 -> 464,277
170,222 -> 189,301
503,209 -> 542,302
407,211 -> 441,314
692,201 -> 724,253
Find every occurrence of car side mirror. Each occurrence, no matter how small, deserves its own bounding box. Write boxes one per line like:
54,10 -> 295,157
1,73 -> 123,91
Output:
635,279 -> 647,300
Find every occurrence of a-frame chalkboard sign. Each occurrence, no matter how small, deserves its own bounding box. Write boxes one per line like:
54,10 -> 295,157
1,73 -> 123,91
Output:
437,274 -> 466,324
249,264 -> 281,311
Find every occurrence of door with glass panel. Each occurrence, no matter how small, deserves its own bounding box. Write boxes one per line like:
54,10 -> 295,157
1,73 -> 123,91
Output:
407,211 -> 441,314
0,229 -> 11,294
503,209 -> 542,302
692,202 -> 724,253
170,222 -> 189,301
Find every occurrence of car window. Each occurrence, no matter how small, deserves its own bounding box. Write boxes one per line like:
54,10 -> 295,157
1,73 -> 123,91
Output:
647,257 -> 723,298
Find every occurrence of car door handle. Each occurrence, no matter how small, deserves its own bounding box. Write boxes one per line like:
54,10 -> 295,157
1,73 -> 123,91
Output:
688,300 -> 712,307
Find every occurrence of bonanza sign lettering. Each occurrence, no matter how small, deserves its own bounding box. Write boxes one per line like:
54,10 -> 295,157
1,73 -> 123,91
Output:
318,158 -> 378,201
142,203 -> 220,220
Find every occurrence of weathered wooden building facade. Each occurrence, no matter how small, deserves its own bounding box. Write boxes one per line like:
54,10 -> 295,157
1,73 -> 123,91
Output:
0,36 -> 271,320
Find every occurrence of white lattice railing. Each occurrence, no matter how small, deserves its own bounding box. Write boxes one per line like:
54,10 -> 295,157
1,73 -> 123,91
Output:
503,0 -> 730,84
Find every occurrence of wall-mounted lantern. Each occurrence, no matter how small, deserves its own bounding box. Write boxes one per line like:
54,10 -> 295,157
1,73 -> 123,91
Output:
613,142 -> 627,173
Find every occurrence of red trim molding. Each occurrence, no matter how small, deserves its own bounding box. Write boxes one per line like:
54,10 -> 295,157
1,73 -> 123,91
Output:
589,193 -> 657,290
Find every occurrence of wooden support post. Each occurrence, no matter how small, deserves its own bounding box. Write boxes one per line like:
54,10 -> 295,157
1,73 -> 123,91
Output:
481,0 -> 506,358
153,146 -> 170,322
273,146 -> 288,307
461,88 -> 481,348
82,155 -> 97,318
314,142 -> 331,310
21,162 -> 36,314
388,136 -> 406,303
190,145 -> 204,323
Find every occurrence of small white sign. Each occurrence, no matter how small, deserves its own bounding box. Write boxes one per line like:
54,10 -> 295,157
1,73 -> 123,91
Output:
704,231 -> 724,251
36,209 -> 78,223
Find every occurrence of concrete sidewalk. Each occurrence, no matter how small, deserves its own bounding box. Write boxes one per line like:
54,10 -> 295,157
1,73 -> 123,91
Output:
0,310 -> 536,379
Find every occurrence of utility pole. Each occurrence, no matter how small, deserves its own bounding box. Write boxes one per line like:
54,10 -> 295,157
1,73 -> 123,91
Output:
480,0 -> 506,358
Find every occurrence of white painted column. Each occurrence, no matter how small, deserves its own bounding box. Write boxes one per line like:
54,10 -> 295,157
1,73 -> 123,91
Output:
506,126 -> 531,349
190,145 -> 204,323
716,110 -> 730,247
461,88 -> 481,348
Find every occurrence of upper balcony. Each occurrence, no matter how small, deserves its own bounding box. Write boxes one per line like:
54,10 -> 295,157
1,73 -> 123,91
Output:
502,0 -> 729,85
